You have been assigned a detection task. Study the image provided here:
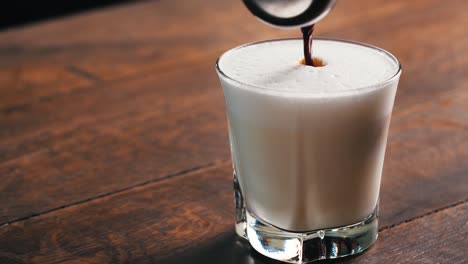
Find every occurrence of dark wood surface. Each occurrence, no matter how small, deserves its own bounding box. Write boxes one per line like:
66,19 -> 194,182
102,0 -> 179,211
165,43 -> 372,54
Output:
0,0 -> 467,263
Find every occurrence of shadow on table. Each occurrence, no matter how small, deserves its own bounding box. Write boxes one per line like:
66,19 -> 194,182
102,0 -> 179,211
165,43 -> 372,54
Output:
165,230 -> 278,264
165,230 -> 362,264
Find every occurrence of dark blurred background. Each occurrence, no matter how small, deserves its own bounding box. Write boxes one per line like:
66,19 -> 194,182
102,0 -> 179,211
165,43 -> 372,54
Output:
0,0 -> 131,30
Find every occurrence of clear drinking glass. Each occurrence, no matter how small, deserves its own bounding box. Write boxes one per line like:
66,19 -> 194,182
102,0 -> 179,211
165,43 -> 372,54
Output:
215,38 -> 401,263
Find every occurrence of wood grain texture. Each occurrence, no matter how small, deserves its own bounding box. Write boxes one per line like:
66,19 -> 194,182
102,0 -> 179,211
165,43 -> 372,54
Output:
345,202 -> 468,264
381,88 -> 468,227
0,166 -> 235,263
0,63 -> 231,224
0,156 -> 466,263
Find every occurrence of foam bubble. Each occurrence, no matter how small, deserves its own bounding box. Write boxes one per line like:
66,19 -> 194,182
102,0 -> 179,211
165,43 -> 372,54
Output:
218,39 -> 398,93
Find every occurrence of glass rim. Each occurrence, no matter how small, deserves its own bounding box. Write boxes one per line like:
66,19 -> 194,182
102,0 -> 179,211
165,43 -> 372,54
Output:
215,38 -> 402,96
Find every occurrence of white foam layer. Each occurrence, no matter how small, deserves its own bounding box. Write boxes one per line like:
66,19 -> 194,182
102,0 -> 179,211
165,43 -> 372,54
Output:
219,39 -> 398,93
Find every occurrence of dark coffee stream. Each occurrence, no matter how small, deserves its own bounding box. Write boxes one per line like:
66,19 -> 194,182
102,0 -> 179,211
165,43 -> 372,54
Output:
301,25 -> 315,66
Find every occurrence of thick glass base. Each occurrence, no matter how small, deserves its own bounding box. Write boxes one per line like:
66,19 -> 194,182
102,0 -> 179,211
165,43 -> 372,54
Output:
233,172 -> 379,263
245,209 -> 378,263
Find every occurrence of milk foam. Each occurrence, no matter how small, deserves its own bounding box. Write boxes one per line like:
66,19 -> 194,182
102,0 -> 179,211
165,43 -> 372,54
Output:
219,39 -> 398,93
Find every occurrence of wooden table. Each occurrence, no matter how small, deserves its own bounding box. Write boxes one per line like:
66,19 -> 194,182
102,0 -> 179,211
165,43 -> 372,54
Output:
0,0 -> 467,263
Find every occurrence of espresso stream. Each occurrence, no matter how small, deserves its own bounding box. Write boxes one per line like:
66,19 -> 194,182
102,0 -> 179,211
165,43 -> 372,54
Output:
301,25 -> 315,66
301,25 -> 325,67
